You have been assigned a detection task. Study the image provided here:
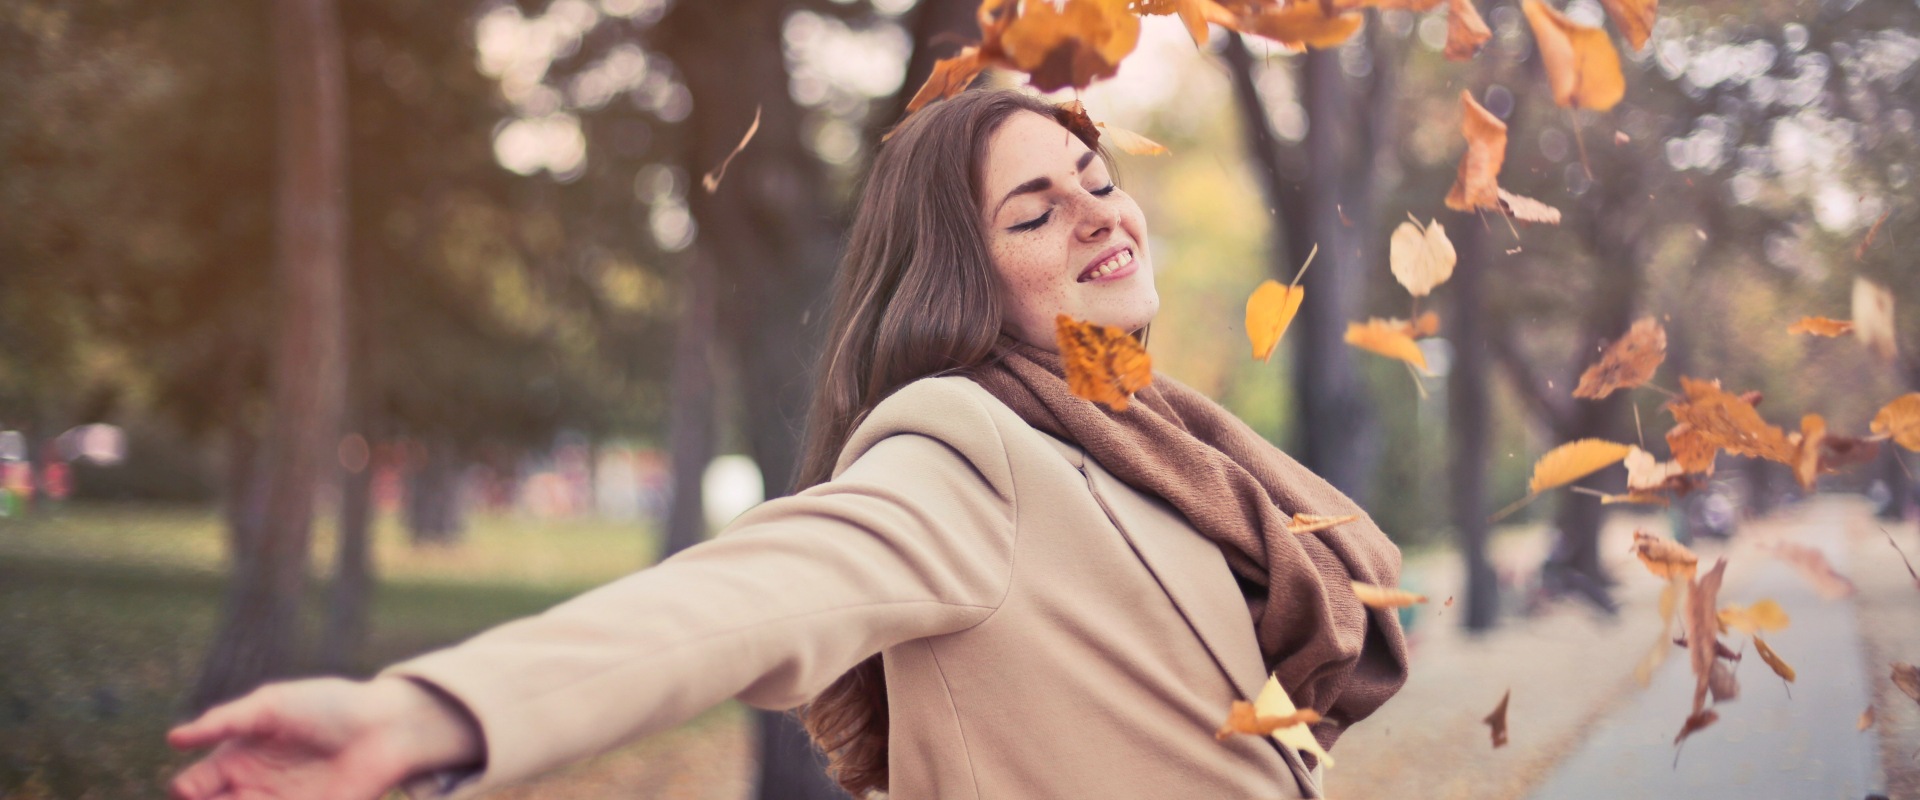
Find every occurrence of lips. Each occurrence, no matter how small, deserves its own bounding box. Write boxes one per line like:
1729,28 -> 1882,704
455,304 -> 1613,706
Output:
1077,246 -> 1136,283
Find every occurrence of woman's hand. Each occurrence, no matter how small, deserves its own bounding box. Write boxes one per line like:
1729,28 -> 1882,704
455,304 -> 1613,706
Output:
166,676 -> 484,800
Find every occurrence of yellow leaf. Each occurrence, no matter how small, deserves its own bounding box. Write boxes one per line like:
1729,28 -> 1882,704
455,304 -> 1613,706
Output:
1246,281 -> 1305,362
1753,635 -> 1796,683
1252,675 -> 1334,768
1718,599 -> 1790,634
1352,580 -> 1428,609
1094,122 -> 1170,156
1787,316 -> 1854,337
1344,319 -> 1430,373
1871,393 -> 1920,452
1237,2 -> 1365,51
1631,530 -> 1698,581
1522,0 -> 1627,111
1445,90 -> 1506,212
1852,276 -> 1898,362
1599,0 -> 1656,51
1055,314 -> 1152,412
1288,513 -> 1360,534
1527,438 -> 1632,494
1389,218 -> 1457,297
1214,700 -> 1321,740
1445,0 -> 1493,60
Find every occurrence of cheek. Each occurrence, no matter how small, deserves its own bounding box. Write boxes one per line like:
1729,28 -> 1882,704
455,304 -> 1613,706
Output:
994,237 -> 1069,313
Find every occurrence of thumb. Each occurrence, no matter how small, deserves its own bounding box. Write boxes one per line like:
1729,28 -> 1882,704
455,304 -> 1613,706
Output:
167,692 -> 275,751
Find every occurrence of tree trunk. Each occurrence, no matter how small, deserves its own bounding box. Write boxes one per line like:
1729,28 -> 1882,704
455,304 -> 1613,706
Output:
406,439 -> 465,546
663,255 -> 718,560
319,442 -> 375,673
1447,219 -> 1498,631
189,0 -> 348,712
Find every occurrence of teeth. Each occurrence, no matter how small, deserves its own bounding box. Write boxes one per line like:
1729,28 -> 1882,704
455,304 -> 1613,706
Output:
1083,249 -> 1133,281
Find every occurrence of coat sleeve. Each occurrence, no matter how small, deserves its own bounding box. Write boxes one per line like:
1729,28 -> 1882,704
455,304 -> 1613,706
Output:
381,379 -> 1018,798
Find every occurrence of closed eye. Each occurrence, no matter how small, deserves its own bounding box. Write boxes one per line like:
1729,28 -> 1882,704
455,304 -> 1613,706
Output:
1092,183 -> 1117,196
1008,185 -> 1116,233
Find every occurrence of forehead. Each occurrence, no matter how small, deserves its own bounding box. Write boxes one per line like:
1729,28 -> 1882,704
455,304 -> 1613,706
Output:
983,111 -> 1096,187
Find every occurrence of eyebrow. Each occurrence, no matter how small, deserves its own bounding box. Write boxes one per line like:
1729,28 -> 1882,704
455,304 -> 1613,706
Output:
993,150 -> 1099,218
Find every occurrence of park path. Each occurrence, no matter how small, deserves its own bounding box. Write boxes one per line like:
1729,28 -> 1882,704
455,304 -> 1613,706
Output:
1528,500 -> 1888,799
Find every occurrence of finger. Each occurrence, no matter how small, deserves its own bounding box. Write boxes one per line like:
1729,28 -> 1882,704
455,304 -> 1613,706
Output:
168,693 -> 273,750
166,756 -> 229,800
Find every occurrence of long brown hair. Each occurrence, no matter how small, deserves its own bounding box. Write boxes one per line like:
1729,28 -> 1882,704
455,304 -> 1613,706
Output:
793,88 -> 1107,798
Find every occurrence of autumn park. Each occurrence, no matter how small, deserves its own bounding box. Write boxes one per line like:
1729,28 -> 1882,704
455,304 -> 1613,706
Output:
3,0 -> 1920,796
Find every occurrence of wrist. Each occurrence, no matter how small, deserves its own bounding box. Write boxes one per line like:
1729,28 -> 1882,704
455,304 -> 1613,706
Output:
371,676 -> 485,777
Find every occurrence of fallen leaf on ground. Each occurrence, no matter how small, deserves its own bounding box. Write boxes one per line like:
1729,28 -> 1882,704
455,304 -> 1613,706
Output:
702,106 -> 762,193
1352,580 -> 1428,609
1214,700 -> 1322,740
1872,393 -> 1920,452
1787,317 -> 1854,337
1766,541 -> 1857,599
1753,635 -> 1795,684
1484,689 -> 1511,748
1389,218 -> 1457,297
1445,0 -> 1492,60
1894,663 -> 1920,705
1686,558 -> 1728,714
1056,314 -> 1152,412
1522,0 -> 1627,111
1345,319 -> 1430,373
1574,318 -> 1667,399
1631,530 -> 1698,581
1599,0 -> 1656,51
1527,438 -> 1633,494
1719,599 -> 1789,634
1288,513 -> 1360,534
1852,277 -> 1898,362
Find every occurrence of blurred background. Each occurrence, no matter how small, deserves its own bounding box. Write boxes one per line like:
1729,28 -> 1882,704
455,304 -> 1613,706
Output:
2,0 -> 1917,797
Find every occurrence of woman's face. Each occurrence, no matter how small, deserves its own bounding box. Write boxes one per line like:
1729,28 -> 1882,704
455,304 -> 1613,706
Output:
979,110 -> 1157,350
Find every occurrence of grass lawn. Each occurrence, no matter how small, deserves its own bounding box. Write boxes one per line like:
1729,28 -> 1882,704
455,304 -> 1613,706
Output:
0,504 -> 752,799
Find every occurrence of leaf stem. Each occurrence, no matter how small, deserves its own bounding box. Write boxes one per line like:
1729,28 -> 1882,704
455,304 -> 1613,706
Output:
1289,243 -> 1320,287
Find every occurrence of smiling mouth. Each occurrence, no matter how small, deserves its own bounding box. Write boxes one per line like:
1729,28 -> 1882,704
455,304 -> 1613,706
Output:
1078,248 -> 1134,283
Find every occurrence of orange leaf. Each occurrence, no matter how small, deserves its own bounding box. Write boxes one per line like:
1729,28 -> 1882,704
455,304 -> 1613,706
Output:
1860,706 -> 1876,731
1344,318 -> 1430,373
1237,2 -> 1365,51
905,47 -> 985,115
1351,580 -> 1428,609
1599,0 -> 1655,51
1483,689 -> 1511,748
1666,377 -> 1797,465
1288,513 -> 1360,534
1793,413 -> 1826,490
1852,277 -> 1899,362
1055,314 -> 1152,412
1786,316 -> 1854,337
1247,281 -> 1305,361
1445,90 -> 1506,212
1445,0 -> 1493,60
1666,422 -> 1718,475
1573,318 -> 1667,399
1631,530 -> 1698,581
1522,0 -> 1626,111
1095,122 -> 1170,155
1718,599 -> 1789,634
999,0 -> 1142,92
1213,700 -> 1322,740
1872,393 -> 1920,452
1527,438 -> 1632,494
1745,639 -> 1789,685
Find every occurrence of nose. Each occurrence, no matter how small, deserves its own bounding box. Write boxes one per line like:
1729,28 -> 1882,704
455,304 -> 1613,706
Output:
1073,191 -> 1121,243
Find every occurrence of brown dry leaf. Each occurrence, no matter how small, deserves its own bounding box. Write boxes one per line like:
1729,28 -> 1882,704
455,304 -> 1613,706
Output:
1522,0 -> 1627,111
1056,314 -> 1152,412
1599,0 -> 1656,51
1859,705 -> 1876,731
1389,218 -> 1457,297
1214,700 -> 1322,740
1445,90 -> 1506,212
1237,3 -> 1366,50
1247,280 -> 1306,362
1573,318 -> 1667,399
1794,413 -> 1827,491
1000,0 -> 1142,92
1484,689 -> 1511,748
1753,635 -> 1795,684
1497,189 -> 1564,224
1766,541 -> 1858,599
1095,122 -> 1170,156
1344,319 -> 1431,373
1673,708 -> 1718,745
1666,377 -> 1798,465
1787,316 -> 1854,337
1852,277 -> 1899,362
1251,675 -> 1336,767
1631,530 -> 1698,581
1445,0 -> 1493,60
1819,431 -> 1880,475
1707,658 -> 1739,703
702,105 -> 762,194
1893,663 -> 1920,704
1871,393 -> 1920,452
1288,513 -> 1360,534
1666,423 -> 1719,475
1685,558 -> 1728,715
1527,438 -> 1633,494
1856,210 -> 1891,260
1718,599 -> 1789,634
1352,580 -> 1429,609
1055,100 -> 1103,148
905,47 -> 986,115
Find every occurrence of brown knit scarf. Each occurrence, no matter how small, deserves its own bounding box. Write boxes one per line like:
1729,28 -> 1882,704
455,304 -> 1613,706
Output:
968,337 -> 1409,751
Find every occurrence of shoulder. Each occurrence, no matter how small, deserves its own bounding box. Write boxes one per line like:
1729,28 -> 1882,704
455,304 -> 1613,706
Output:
833,375 -> 1048,489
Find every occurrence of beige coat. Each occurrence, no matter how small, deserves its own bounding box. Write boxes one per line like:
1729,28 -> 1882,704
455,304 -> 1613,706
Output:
385,376 -> 1326,799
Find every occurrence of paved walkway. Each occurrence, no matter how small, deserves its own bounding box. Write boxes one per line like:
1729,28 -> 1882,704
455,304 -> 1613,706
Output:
1529,502 -> 1888,799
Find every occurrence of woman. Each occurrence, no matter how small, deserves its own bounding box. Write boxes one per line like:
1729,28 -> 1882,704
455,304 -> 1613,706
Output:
166,88 -> 1408,800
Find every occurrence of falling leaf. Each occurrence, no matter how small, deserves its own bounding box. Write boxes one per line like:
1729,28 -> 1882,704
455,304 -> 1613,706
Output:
1685,558 -> 1728,715
1666,423 -> 1719,475
1623,447 -> 1687,491
1527,438 -> 1633,494
1883,527 -> 1920,590
702,105 -> 762,193
1132,0 -> 1235,45
1523,0 -> 1627,111
1484,689 -> 1511,748
1237,2 -> 1366,50
1818,430 -> 1880,475
1288,513 -> 1360,534
1214,700 -> 1322,740
1251,675 -> 1335,767
1445,91 -> 1506,212
1852,277 -> 1898,362
1573,318 -> 1667,399
1000,0 -> 1142,92
1666,377 -> 1797,465
1631,530 -> 1698,581
1855,210 -> 1890,260
1673,708 -> 1718,745
1388,311 -> 1443,338
905,47 -> 986,115
1445,596 -> 1456,607
1444,0 -> 1493,60
1765,541 -> 1857,599
1389,218 -> 1458,297
1859,705 -> 1875,731
1718,599 -> 1789,634
1352,580 -> 1429,609
1753,635 -> 1795,684
1893,663 -> 1920,705
1871,393 -> 1920,452
1055,314 -> 1152,412
1598,0 -> 1656,51
1793,414 -> 1827,491
1246,281 -> 1304,362
1707,658 -> 1739,703
1345,319 -> 1431,373
1614,130 -> 1631,144
1497,189 -> 1564,224
1095,122 -> 1170,155
1596,490 -> 1674,506
1787,317 -> 1854,337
